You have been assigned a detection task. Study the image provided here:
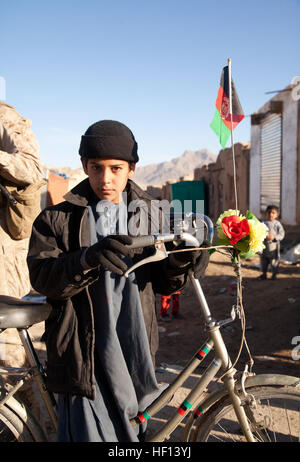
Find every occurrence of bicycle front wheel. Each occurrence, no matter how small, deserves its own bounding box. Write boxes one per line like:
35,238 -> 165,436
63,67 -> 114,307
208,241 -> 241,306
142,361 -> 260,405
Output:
191,384 -> 300,442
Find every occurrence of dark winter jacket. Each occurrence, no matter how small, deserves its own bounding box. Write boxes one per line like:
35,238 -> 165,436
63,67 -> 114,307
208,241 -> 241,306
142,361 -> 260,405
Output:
27,179 -> 188,399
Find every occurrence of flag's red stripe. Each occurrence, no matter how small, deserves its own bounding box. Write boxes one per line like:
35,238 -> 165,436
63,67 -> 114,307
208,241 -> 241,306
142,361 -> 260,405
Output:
222,115 -> 245,131
215,85 -> 225,113
215,85 -> 244,130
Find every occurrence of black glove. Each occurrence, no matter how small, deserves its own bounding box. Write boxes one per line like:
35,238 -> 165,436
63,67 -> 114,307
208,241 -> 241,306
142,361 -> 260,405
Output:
84,235 -> 134,275
171,240 -> 210,279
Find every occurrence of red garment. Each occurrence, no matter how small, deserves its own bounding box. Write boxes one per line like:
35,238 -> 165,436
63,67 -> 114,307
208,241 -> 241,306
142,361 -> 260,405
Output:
160,291 -> 181,316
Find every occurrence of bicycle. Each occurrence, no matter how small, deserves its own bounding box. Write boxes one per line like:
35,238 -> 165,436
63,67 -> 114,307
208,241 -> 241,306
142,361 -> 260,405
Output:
0,295 -> 57,442
0,214 -> 299,442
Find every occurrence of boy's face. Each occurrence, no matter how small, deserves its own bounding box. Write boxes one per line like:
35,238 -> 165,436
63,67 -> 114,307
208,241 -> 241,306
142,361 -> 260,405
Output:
82,158 -> 135,204
266,208 -> 279,221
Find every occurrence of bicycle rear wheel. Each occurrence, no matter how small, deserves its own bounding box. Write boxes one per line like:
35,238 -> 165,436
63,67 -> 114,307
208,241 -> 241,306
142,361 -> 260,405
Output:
0,403 -> 35,442
0,395 -> 47,442
191,384 -> 300,442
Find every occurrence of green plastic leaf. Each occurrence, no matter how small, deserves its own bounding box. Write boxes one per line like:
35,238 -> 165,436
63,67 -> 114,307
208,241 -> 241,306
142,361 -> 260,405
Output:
209,236 -> 231,256
234,236 -> 250,253
245,210 -> 259,223
239,250 -> 255,260
215,237 -> 231,246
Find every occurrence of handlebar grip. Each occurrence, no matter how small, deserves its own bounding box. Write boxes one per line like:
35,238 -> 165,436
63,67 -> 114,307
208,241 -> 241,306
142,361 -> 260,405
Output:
127,235 -> 155,249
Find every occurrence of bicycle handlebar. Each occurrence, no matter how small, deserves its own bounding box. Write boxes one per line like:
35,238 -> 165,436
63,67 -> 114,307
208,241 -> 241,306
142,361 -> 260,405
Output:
126,234 -> 174,249
126,214 -> 214,250
123,215 -> 214,278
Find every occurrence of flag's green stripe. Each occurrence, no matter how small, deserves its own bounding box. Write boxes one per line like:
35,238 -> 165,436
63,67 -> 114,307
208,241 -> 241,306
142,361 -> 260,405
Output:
210,108 -> 231,149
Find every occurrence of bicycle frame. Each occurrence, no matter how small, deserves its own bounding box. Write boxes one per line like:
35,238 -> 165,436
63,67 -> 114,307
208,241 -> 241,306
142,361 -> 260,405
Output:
130,269 -> 257,442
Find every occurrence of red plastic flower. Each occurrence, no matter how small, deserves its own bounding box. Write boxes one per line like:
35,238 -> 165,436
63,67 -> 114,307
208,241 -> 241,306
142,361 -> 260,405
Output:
221,215 -> 250,245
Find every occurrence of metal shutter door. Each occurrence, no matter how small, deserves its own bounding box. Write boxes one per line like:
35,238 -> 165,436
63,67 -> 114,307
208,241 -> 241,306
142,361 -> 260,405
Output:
260,112 -> 282,212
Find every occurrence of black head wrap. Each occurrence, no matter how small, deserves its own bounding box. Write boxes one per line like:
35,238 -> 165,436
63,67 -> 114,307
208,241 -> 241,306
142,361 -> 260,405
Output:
79,120 -> 139,163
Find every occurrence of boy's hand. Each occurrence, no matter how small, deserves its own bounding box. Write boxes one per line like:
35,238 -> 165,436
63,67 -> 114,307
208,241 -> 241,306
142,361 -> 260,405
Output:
85,235 -> 134,275
171,241 -> 210,278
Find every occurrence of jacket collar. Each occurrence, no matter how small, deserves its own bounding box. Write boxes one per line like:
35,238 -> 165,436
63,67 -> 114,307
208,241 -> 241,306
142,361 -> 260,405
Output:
63,178 -> 93,207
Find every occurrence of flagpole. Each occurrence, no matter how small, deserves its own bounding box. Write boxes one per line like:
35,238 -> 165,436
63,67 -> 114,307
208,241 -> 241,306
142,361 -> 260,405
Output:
228,57 -> 238,214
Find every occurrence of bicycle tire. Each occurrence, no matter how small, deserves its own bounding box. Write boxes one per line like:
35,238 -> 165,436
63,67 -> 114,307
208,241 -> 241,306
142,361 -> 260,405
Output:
0,402 -> 35,442
191,384 -> 300,442
0,395 -> 47,442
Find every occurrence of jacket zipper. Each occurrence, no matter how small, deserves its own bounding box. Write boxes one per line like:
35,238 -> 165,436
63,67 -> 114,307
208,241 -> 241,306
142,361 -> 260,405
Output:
79,206 -> 96,399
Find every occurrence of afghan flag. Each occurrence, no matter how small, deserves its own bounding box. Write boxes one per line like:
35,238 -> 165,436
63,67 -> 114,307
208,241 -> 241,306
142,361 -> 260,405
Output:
210,66 -> 244,149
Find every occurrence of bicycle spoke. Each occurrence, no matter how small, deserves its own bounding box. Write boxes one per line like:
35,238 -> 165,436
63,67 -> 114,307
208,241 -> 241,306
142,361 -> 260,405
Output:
212,421 -> 240,442
298,408 -> 300,442
284,401 -> 292,442
265,398 -> 276,442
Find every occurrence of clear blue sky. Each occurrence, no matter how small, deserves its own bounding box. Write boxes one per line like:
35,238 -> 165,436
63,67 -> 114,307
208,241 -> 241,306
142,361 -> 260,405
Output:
1,0 -> 299,169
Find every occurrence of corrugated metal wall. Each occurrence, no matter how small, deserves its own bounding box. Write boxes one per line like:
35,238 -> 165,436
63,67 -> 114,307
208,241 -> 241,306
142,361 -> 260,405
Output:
260,112 -> 282,212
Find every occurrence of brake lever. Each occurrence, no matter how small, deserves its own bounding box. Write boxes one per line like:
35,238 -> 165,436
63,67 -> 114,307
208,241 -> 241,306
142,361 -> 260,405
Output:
124,240 -> 169,278
123,232 -> 201,278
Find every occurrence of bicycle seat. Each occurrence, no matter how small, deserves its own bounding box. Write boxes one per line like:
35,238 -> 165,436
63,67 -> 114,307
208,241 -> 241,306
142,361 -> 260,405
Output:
0,295 -> 52,329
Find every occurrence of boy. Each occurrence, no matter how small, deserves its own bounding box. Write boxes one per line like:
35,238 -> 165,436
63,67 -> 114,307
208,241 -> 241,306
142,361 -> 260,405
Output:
27,120 -> 209,442
258,205 -> 285,280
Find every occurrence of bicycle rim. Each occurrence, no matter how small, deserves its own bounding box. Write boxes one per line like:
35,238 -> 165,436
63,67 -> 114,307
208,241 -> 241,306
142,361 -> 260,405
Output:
192,385 -> 300,442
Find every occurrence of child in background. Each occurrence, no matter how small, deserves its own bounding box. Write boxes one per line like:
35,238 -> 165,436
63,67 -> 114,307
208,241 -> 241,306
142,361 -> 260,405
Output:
160,291 -> 183,321
258,205 -> 285,280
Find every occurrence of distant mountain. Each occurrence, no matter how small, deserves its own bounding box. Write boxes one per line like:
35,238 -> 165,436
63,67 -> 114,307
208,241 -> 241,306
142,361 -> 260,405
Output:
43,148 -> 217,190
132,149 -> 217,188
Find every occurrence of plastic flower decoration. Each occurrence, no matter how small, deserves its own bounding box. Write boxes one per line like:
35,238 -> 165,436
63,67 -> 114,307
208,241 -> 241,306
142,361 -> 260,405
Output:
215,210 -> 268,260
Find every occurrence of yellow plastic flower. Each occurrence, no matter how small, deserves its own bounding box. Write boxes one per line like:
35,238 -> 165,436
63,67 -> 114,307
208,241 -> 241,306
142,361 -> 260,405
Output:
248,219 -> 268,254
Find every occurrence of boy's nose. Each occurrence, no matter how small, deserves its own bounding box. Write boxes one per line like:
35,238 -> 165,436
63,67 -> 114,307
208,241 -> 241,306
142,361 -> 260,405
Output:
102,168 -> 112,184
